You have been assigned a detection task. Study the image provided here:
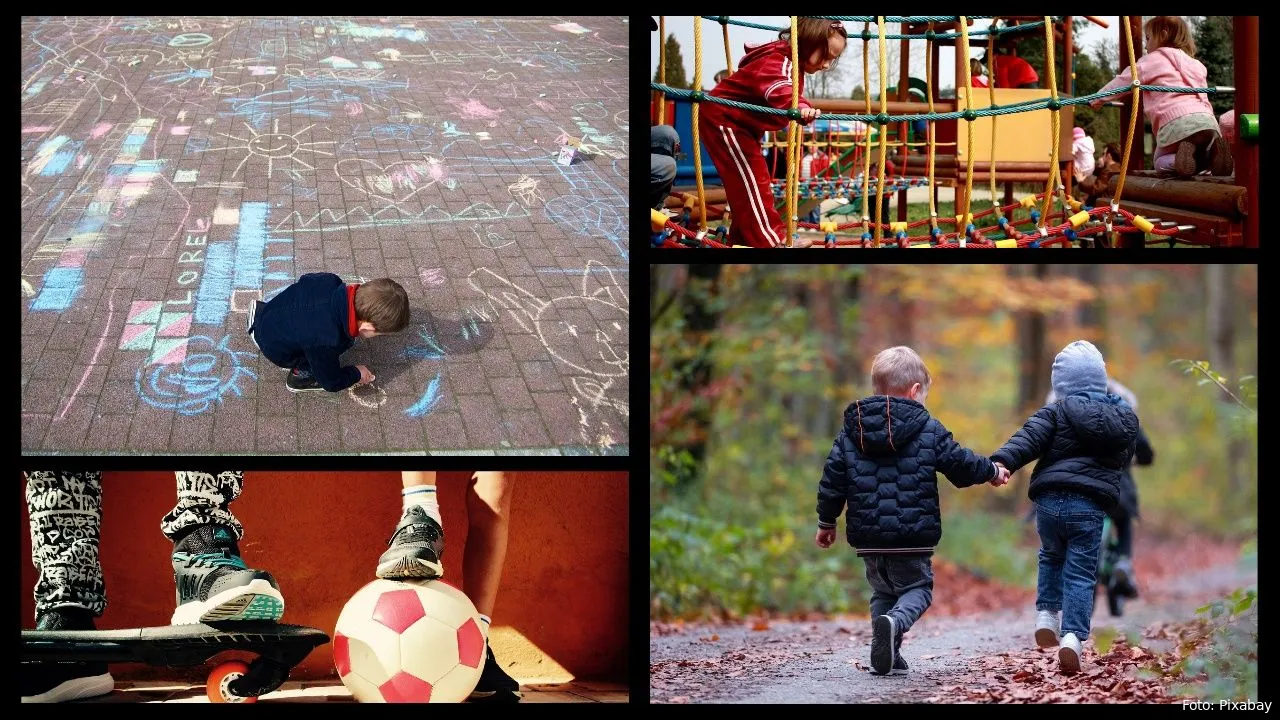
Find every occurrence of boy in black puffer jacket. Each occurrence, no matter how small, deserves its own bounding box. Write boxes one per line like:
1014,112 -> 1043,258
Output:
816,346 -> 1008,677
992,340 -> 1139,676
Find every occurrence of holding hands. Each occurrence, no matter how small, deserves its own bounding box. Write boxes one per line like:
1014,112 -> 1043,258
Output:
989,461 -> 1011,487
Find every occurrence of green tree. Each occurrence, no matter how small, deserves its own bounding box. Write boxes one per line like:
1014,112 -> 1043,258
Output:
1192,16 -> 1234,115
654,34 -> 690,89
850,84 -> 865,100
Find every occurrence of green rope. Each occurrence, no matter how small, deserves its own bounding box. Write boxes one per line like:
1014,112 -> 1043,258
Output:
653,83 -> 1229,124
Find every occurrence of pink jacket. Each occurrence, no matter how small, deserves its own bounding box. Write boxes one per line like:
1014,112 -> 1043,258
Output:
1095,47 -> 1214,141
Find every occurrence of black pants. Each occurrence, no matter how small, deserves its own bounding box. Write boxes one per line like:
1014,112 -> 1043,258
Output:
863,554 -> 934,637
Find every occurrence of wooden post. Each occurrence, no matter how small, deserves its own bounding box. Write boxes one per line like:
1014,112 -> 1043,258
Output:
1234,15 -> 1258,246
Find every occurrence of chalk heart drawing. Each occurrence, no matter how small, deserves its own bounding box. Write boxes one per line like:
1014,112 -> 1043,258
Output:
336,157 -> 445,206
135,335 -> 256,416
467,260 -> 628,379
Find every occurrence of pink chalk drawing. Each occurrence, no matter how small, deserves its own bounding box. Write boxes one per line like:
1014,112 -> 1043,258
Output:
90,123 -> 113,139
335,157 -> 446,205
57,248 -> 89,268
170,126 -> 191,135
419,268 -> 445,287
76,154 -> 91,169
156,312 -> 192,337
345,101 -> 364,116
449,97 -> 505,121
188,218 -> 209,233
22,126 -> 54,134
533,99 -> 558,114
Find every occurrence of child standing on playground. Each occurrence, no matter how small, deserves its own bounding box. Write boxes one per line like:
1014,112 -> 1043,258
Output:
815,346 -> 1009,676
700,18 -> 848,248
1091,16 -> 1233,177
990,341 -> 1139,675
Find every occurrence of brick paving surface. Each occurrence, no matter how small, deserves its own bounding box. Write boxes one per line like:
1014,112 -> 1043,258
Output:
22,16 -> 629,455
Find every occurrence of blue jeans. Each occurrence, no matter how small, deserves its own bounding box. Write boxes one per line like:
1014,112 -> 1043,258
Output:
1034,490 -> 1104,640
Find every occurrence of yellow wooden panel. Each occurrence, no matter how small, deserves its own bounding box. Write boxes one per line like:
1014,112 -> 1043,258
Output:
954,88 -> 1074,164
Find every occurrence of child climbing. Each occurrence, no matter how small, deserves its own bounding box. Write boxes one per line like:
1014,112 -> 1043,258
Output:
1090,16 -> 1232,177
699,18 -> 848,248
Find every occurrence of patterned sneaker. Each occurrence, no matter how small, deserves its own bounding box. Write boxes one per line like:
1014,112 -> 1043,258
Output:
285,368 -> 324,393
171,525 -> 285,625
376,506 -> 445,580
1207,134 -> 1234,176
467,646 -> 521,702
1173,139 -> 1199,177
22,608 -> 114,703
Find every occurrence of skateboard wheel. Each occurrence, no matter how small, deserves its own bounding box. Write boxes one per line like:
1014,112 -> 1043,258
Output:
208,660 -> 258,703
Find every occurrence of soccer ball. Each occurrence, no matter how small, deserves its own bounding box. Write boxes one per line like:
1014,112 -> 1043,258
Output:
333,579 -> 487,703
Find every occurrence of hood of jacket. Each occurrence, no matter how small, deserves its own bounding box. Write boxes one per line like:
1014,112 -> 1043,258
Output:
842,395 -> 930,456
1060,392 -> 1139,460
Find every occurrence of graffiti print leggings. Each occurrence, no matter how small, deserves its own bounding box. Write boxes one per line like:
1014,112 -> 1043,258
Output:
25,471 -> 245,619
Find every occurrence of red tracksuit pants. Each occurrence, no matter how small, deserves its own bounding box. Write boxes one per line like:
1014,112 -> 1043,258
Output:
698,109 -> 786,248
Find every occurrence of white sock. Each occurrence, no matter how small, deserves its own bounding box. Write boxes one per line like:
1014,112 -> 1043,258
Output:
478,614 -> 491,628
402,486 -> 441,527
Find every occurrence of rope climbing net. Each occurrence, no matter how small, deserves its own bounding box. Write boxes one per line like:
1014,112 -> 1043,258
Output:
651,15 -> 1232,248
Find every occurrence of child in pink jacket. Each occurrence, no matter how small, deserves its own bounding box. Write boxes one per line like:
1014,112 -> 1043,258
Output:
700,18 -> 847,247
1091,16 -> 1232,177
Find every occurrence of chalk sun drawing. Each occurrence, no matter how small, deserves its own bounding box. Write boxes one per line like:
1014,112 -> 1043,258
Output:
135,335 -> 256,416
348,383 -> 387,409
197,118 -> 335,179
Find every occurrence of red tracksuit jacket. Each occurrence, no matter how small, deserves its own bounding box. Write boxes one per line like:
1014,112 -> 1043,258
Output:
700,40 -> 815,247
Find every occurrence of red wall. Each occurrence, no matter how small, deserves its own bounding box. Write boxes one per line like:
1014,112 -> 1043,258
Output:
20,471 -> 628,681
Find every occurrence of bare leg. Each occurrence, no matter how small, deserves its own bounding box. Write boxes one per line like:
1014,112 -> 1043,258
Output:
462,472 -> 511,617
401,471 -> 437,489
462,472 -> 519,699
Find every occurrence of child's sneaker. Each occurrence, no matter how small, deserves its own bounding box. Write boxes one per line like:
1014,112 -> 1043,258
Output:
467,646 -> 522,702
170,524 -> 285,625
22,608 -> 114,703
285,368 -> 324,393
870,614 -> 898,675
1035,610 -> 1061,648
1112,556 -> 1139,598
376,506 -> 445,580
1207,134 -> 1234,176
1058,632 -> 1083,674
1173,139 -> 1199,177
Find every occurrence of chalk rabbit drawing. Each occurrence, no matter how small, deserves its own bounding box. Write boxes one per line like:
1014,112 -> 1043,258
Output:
467,260 -> 628,447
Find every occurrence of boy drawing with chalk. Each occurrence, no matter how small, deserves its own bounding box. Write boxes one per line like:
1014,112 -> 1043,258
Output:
248,273 -> 410,393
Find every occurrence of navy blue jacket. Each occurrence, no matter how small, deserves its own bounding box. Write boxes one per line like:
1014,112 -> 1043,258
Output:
817,396 -> 997,556
991,393 -> 1140,514
253,273 -> 360,392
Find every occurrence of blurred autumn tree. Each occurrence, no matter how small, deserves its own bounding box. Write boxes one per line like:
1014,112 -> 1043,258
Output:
651,264 -> 1257,620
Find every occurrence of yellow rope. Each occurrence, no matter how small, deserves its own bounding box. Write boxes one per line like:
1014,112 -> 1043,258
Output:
1113,16 -> 1142,210
986,24 -> 999,219
723,22 -> 733,76
859,21 -> 873,243
658,17 -> 665,125
691,18 -> 706,232
785,15 -> 800,246
925,23 -> 938,238
1037,16 -> 1062,234
958,17 -> 975,244
873,16 -> 888,245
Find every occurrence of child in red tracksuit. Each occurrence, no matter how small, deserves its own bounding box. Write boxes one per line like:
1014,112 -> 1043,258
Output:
701,18 -> 848,248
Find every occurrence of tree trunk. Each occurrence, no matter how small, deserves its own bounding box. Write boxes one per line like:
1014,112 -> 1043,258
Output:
1017,264 -> 1051,413
1205,264 -> 1243,511
678,264 -> 725,485
1075,264 -> 1105,333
